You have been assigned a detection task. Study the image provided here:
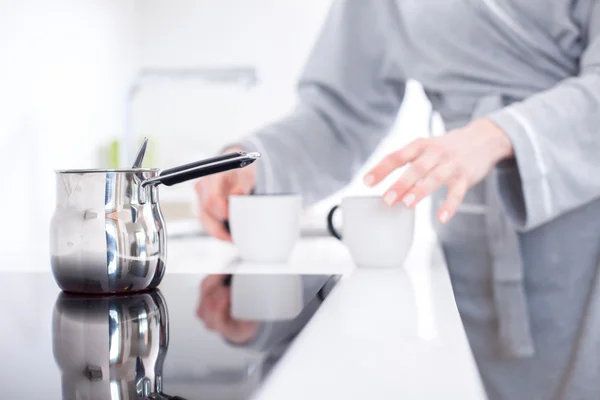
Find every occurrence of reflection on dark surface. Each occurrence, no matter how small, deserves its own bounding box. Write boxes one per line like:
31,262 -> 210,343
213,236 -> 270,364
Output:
43,273 -> 339,399
52,290 -> 179,399
196,275 -> 260,345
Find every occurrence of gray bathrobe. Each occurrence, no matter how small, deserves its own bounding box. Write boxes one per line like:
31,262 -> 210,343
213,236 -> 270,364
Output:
236,1 -> 600,398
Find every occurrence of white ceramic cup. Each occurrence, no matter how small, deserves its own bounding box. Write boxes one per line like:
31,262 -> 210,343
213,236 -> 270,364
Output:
230,274 -> 303,321
327,196 -> 415,267
229,194 -> 302,263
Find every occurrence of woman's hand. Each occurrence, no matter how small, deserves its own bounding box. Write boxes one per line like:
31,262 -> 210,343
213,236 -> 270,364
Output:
195,147 -> 256,241
364,118 -> 514,223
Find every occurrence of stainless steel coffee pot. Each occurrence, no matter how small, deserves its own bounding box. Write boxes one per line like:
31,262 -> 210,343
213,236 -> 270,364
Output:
52,290 -> 183,399
50,152 -> 259,294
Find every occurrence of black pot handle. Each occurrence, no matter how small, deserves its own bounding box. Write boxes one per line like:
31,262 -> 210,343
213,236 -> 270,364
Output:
326,205 -> 342,240
142,152 -> 261,187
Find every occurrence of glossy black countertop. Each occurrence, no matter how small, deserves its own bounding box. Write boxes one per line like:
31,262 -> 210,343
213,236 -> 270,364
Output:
1,270 -> 338,400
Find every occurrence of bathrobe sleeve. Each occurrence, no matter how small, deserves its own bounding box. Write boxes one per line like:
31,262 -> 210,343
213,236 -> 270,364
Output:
488,3 -> 600,231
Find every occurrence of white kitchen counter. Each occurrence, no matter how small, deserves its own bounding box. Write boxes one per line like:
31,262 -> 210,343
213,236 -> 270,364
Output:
166,235 -> 487,399
252,238 -> 486,399
166,236 -> 355,275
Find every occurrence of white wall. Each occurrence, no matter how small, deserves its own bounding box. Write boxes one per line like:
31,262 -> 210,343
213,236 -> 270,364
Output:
135,0 -> 331,135
0,0 -> 138,256
131,0 -> 334,211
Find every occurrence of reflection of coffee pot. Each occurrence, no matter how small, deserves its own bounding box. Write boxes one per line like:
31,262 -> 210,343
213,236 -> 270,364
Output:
52,290 -> 184,399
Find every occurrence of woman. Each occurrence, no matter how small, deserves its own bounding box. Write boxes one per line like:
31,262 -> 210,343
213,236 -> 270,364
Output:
195,1 -> 600,398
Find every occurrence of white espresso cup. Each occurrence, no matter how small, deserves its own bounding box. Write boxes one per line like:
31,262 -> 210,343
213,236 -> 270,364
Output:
327,196 -> 415,267
229,194 -> 302,263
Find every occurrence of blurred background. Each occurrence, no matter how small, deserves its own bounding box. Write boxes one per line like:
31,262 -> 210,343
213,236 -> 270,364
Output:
0,0 -> 433,261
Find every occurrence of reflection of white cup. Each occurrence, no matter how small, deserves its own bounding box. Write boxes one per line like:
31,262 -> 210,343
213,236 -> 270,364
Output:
230,275 -> 303,321
327,196 -> 415,268
229,195 -> 302,263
